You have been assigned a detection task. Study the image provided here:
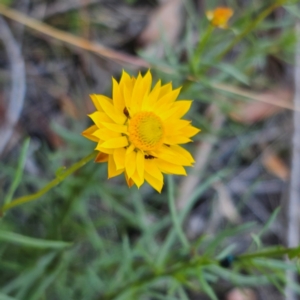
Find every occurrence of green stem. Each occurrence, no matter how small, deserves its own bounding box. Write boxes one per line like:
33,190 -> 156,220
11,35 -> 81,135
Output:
0,151 -> 97,215
191,24 -> 214,74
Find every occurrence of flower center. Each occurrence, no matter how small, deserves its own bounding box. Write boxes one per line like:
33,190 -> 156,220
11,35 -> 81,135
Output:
128,112 -> 164,151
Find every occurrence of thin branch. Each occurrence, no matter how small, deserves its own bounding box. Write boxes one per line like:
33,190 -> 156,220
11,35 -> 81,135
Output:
0,151 -> 96,215
0,16 -> 26,156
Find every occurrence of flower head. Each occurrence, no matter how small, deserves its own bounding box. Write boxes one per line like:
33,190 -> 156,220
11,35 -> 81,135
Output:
82,70 -> 200,192
206,7 -> 233,29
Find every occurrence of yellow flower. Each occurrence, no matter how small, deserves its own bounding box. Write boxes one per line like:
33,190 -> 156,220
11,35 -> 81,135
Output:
206,7 -> 233,29
82,70 -> 200,192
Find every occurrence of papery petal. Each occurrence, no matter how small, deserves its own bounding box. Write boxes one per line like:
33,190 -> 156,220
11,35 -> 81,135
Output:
93,128 -> 120,141
160,101 -> 192,120
108,155 -> 124,178
82,125 -> 99,142
144,172 -> 163,193
89,111 -> 113,128
125,148 -> 136,178
99,137 -> 128,149
112,78 -> 125,112
157,159 -> 187,175
94,94 -> 126,124
113,148 -> 126,170
144,159 -> 163,181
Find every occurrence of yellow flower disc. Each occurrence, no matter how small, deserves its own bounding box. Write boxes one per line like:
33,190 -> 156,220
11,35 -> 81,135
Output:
128,112 -> 164,151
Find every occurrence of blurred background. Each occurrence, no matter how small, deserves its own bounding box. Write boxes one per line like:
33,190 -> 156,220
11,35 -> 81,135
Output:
0,0 -> 299,299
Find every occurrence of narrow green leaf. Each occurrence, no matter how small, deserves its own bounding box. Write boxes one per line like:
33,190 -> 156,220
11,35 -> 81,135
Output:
257,207 -> 281,239
251,233 -> 262,249
4,138 -> 30,205
0,230 -> 72,249
198,268 -> 218,300
0,294 -> 17,300
209,62 -> 250,85
156,170 -> 229,268
167,175 -> 189,250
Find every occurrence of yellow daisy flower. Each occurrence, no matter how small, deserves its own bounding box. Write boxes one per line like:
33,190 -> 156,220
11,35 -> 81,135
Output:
206,7 -> 233,29
82,70 -> 200,192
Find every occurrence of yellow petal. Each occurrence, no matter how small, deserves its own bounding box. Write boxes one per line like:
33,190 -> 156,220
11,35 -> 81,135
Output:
136,150 -> 144,180
163,136 -> 192,145
113,148 -> 126,169
94,95 -> 126,124
120,70 -> 135,95
152,145 -> 193,166
142,69 -> 152,93
108,155 -> 124,178
112,78 -> 125,111
160,101 -> 192,120
93,128 -> 120,141
170,145 -> 195,164
130,73 -> 144,115
142,80 -> 162,110
150,102 -> 172,116
158,87 -> 181,104
164,119 -> 191,132
99,137 -> 128,149
126,73 -> 143,110
89,111 -> 113,128
179,125 -> 201,138
132,70 -> 152,113
131,168 -> 144,188
144,159 -> 163,181
158,82 -> 172,98
123,82 -> 134,109
90,94 -> 103,111
125,149 -> 136,178
102,122 -> 128,134
157,159 -> 187,175
144,172 -> 163,193
82,125 -> 99,142
95,144 -> 114,154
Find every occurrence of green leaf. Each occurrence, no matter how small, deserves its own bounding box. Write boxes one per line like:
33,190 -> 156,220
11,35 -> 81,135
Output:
0,230 -> 72,249
4,138 -> 30,206
156,170 -> 230,268
198,268 -> 219,300
251,233 -> 262,249
167,175 -> 189,250
209,62 -> 250,85
0,294 -> 17,300
257,207 -> 281,239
